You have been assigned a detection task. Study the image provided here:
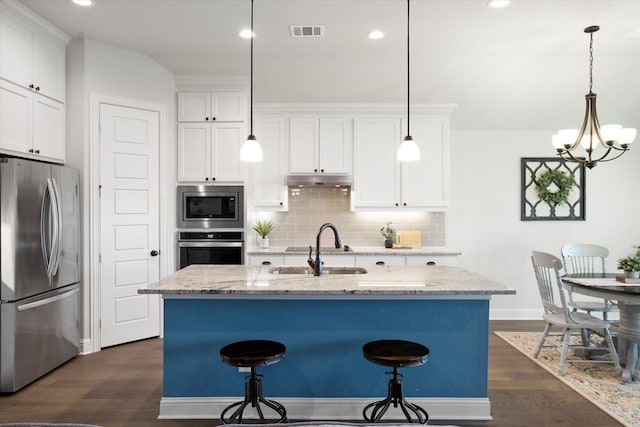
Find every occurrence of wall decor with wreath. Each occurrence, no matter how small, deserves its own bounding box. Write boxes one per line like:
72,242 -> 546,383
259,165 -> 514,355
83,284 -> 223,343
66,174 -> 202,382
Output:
521,157 -> 585,221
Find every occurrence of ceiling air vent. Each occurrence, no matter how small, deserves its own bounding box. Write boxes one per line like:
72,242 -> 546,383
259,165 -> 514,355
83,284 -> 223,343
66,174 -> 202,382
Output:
290,25 -> 324,38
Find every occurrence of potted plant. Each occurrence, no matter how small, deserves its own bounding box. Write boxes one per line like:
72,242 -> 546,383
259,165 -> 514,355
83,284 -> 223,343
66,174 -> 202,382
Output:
617,254 -> 640,279
380,222 -> 396,248
252,220 -> 274,249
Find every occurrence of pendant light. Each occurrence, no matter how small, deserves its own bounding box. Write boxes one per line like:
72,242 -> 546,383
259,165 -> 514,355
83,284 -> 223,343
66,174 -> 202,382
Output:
239,0 -> 263,162
397,0 -> 420,162
552,26 -> 635,169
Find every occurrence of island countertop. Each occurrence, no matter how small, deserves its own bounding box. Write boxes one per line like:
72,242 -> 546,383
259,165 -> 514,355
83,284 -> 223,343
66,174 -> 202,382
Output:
139,264 -> 514,297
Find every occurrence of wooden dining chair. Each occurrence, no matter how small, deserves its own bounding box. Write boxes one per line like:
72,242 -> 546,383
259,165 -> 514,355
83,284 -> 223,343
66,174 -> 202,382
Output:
561,243 -> 618,320
531,250 -> 620,375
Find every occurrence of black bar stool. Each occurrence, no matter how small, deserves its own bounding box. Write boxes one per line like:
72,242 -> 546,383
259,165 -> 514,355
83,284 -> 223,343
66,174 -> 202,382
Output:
219,340 -> 288,424
362,339 -> 430,424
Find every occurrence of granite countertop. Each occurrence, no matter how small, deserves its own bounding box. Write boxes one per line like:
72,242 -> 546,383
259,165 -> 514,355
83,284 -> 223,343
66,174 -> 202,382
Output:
247,246 -> 462,256
139,264 -> 514,298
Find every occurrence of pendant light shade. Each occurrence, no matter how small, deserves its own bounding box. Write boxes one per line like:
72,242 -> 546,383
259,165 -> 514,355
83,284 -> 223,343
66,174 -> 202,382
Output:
240,134 -> 263,162
397,0 -> 420,162
240,0 -> 263,162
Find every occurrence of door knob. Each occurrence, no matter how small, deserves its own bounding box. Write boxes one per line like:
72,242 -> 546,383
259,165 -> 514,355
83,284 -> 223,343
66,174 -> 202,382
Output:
150,250 -> 159,256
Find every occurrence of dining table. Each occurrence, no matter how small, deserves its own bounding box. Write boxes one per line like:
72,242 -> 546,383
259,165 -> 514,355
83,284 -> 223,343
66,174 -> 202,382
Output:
562,273 -> 640,383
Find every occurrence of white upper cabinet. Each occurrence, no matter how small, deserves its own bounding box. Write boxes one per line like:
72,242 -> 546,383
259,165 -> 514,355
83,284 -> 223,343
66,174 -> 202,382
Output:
0,6 -> 66,102
289,117 -> 352,174
177,92 -> 246,122
0,2 -> 68,163
252,117 -> 289,210
352,118 -> 401,208
177,122 -> 245,183
353,116 -> 449,210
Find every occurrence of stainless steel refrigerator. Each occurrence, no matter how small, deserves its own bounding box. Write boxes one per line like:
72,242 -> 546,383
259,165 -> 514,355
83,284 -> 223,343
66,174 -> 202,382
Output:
0,157 -> 80,392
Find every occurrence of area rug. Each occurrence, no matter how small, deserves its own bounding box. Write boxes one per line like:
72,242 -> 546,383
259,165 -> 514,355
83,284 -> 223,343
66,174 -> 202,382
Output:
495,331 -> 640,427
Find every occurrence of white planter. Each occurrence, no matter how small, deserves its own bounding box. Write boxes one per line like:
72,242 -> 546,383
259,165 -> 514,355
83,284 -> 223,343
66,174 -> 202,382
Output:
259,237 -> 270,249
624,270 -> 640,279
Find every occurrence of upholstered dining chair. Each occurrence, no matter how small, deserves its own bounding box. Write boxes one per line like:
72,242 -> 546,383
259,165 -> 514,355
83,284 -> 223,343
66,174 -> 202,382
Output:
531,250 -> 620,375
561,243 -> 618,320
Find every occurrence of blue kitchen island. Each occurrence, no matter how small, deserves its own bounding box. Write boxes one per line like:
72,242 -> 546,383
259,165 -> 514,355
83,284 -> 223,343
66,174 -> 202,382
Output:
139,264 -> 514,422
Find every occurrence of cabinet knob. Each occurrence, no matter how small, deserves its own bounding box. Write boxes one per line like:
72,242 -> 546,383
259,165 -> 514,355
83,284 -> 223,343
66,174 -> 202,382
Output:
29,84 -> 34,89
261,261 -> 272,266
212,177 -> 216,181
426,261 -> 436,266
375,261 -> 386,266
205,117 -> 209,121
395,203 -> 399,207
403,202 -> 407,206
320,169 -> 324,173
150,250 -> 159,256
35,149 -> 40,154
35,86 -> 40,91
205,177 -> 209,181
314,168 -> 318,172
212,117 -> 216,121
28,148 -> 34,153
279,202 -> 283,206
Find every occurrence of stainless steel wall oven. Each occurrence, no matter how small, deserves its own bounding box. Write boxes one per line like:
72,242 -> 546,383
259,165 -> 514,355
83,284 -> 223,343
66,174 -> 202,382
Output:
177,185 -> 244,229
178,231 -> 244,269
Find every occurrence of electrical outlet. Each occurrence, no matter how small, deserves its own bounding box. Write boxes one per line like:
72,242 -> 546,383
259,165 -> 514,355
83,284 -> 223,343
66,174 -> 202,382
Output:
238,367 -> 251,373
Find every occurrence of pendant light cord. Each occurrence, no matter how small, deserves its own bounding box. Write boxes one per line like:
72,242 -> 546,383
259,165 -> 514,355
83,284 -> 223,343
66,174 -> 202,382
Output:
588,30 -> 594,93
406,0 -> 410,135
250,0 -> 254,135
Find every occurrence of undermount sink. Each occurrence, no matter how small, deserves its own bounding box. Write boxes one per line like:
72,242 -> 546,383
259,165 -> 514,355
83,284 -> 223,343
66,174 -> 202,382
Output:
269,266 -> 367,275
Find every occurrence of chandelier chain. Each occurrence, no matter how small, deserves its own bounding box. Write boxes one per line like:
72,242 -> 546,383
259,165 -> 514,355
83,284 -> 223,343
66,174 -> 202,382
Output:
588,31 -> 593,93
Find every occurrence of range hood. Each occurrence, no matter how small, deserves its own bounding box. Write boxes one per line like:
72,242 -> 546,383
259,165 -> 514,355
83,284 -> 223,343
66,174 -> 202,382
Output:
286,174 -> 353,188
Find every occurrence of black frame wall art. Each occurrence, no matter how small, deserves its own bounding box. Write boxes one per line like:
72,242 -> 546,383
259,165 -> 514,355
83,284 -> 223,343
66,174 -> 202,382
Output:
521,157 -> 586,221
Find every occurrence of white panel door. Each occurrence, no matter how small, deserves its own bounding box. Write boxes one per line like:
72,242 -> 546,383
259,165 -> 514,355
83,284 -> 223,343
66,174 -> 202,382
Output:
320,117 -> 352,174
99,103 -> 160,348
254,117 -> 288,209
289,117 -> 318,173
33,94 -> 64,162
177,92 -> 210,122
212,122 -> 244,182
177,123 -> 211,182
0,13 -> 32,89
32,32 -> 66,102
0,79 -> 32,154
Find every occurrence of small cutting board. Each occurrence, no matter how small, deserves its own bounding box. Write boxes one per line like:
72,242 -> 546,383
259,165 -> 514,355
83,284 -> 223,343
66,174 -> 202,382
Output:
397,231 -> 422,248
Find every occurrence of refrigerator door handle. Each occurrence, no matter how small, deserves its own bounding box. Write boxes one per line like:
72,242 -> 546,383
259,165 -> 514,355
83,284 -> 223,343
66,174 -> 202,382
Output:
17,288 -> 79,312
50,177 -> 63,276
40,179 -> 53,275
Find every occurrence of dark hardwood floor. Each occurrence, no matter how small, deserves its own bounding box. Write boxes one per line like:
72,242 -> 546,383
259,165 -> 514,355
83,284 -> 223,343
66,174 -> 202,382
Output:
0,321 -> 622,427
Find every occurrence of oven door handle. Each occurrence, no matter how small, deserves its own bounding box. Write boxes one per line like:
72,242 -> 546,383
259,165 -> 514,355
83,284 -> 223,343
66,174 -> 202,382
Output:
178,241 -> 244,248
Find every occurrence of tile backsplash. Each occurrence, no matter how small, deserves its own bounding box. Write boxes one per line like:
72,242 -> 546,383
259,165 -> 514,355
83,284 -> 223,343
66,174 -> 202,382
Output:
250,187 -> 446,248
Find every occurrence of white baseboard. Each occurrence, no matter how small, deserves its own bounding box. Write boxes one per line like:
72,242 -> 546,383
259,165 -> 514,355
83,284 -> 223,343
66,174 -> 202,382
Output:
79,338 -> 93,355
158,397 -> 492,421
490,308 -> 541,320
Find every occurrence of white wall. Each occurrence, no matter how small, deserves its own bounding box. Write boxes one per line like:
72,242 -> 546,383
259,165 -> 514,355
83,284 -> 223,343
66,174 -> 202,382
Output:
448,129 -> 640,319
66,38 -> 176,350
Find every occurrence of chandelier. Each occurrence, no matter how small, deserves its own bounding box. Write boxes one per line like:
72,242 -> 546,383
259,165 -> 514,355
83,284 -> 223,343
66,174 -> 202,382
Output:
552,26 -> 635,169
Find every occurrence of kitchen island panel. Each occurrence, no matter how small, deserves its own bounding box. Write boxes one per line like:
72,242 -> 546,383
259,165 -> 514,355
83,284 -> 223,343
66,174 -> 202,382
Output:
163,297 -> 488,399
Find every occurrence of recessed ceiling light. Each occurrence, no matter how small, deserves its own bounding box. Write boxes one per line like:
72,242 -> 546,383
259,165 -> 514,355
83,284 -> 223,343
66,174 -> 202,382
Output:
367,30 -> 385,40
72,0 -> 93,6
487,0 -> 511,8
238,29 -> 254,39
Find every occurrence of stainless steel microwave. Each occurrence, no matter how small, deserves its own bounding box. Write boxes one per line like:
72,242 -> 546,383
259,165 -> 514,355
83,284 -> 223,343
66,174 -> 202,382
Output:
177,185 -> 244,229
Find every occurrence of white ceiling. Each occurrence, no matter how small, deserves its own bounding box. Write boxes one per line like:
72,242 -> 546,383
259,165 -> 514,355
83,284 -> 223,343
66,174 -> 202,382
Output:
17,0 -> 640,130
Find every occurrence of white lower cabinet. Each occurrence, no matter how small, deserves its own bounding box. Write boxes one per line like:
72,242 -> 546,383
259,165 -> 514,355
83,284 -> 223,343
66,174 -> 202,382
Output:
247,256 -> 284,266
355,255 -> 406,267
405,255 -> 459,267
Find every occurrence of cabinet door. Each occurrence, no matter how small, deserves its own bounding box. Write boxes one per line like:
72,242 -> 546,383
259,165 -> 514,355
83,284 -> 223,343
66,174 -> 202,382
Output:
401,118 -> 448,208
211,122 -> 244,182
247,256 -> 284,266
319,118 -> 352,174
33,94 -> 64,162
177,92 -> 211,122
0,13 -> 33,89
289,117 -> 319,173
405,255 -> 458,267
177,123 -> 211,182
212,92 -> 246,122
355,255 -> 405,267
0,79 -> 32,155
253,118 -> 288,209
32,32 -> 66,102
352,118 -> 400,208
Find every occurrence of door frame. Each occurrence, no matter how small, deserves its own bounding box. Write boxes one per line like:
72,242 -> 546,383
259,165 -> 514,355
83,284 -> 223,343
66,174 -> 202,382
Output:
89,92 -> 168,353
